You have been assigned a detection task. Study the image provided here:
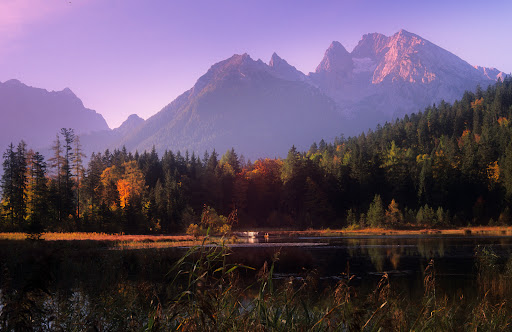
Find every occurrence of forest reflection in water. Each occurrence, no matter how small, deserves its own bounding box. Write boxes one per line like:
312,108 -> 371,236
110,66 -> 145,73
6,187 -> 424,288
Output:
1,235 -> 512,330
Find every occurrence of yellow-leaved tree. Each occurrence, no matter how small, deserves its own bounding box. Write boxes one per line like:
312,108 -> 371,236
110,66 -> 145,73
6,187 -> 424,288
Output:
117,161 -> 146,208
100,161 -> 146,209
385,199 -> 403,227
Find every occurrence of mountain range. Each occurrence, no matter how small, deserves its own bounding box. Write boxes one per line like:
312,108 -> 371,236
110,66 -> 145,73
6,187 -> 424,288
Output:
0,79 -> 108,152
1,29 -> 508,159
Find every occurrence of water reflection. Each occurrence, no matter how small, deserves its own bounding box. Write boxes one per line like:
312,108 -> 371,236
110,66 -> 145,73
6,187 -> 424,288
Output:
229,235 -> 512,279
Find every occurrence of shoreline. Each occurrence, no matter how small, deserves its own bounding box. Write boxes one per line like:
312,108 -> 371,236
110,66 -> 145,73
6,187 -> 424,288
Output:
1,225 -> 511,243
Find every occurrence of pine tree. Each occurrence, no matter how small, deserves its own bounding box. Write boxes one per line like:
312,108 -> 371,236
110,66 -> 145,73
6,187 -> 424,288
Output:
61,128 -> 75,220
26,151 -> 47,236
1,143 -> 16,226
83,152 -> 105,222
74,135 -> 86,222
367,194 -> 385,227
1,142 -> 28,229
49,133 -> 64,223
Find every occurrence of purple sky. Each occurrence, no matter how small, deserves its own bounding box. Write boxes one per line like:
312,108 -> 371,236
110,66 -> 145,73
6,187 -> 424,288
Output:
1,0 -> 511,129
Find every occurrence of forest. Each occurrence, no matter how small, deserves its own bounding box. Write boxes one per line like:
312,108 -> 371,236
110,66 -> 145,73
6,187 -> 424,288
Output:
2,78 -> 512,234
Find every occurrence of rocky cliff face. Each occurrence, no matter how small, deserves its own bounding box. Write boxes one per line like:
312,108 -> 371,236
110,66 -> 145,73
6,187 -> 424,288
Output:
474,65 -> 508,81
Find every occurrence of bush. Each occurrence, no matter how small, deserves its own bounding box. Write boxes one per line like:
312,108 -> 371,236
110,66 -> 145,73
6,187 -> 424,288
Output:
186,223 -> 201,238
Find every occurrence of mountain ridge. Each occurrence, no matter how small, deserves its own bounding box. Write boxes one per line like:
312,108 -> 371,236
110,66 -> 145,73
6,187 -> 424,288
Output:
0,79 -> 109,152
1,29 -> 509,159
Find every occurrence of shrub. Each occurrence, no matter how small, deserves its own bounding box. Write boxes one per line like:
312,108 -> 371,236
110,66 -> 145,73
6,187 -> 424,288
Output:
186,223 -> 201,238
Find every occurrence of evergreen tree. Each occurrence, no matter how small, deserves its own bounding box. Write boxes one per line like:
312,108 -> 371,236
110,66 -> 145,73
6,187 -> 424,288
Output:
26,151 -> 48,236
367,194 -> 384,227
1,143 -> 16,227
14,141 -> 28,226
48,133 -> 64,223
60,128 -> 76,220
74,135 -> 86,222
1,142 -> 28,229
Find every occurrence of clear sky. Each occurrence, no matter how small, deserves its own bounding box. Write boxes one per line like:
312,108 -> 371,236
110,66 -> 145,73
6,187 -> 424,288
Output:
1,0 -> 511,129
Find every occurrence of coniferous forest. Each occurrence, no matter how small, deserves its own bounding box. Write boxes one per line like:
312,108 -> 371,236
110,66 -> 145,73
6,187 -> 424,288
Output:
2,78 -> 512,234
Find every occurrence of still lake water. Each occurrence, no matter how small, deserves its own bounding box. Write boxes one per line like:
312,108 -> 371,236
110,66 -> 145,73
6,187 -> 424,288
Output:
1,234 -> 511,329
226,234 -> 512,297
2,234 -> 512,295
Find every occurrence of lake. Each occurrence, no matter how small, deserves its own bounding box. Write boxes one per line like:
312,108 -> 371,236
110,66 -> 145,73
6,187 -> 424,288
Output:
1,234 -> 511,330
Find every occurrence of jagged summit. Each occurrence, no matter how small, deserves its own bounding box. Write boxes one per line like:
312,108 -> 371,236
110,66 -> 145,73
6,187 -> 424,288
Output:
269,52 -> 307,82
395,28 -> 416,37
315,41 -> 353,74
269,52 -> 285,67
352,32 -> 389,58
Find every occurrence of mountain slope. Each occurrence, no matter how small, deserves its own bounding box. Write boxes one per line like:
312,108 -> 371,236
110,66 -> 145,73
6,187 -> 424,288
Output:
119,54 -> 343,158
0,79 -> 109,151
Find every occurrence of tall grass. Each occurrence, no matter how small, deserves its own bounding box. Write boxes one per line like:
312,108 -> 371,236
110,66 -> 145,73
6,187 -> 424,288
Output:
142,242 -> 512,331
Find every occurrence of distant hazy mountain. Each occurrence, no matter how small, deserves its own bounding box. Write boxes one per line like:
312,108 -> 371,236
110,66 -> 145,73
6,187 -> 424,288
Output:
0,79 -> 109,152
79,114 -> 145,158
118,54 -> 341,158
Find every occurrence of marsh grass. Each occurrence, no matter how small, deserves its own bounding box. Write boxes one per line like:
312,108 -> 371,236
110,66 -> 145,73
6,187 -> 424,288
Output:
0,232 -> 232,249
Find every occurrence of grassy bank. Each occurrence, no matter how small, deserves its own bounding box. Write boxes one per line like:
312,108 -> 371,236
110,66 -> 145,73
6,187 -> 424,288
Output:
263,226 -> 512,237
1,226 -> 511,249
0,232 -> 226,249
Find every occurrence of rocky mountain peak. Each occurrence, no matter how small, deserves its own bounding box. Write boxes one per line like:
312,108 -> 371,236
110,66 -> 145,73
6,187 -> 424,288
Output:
191,53 -> 271,95
351,32 -> 389,59
371,29 -> 436,84
269,52 -> 285,67
315,41 -> 353,74
396,29 -> 415,38
269,52 -> 306,82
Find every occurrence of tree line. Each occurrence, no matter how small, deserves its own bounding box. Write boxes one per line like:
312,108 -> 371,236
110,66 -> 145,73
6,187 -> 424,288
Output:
2,78 -> 512,233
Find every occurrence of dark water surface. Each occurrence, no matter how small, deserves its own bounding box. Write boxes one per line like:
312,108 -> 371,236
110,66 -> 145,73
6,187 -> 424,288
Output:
2,235 -> 512,294
226,234 -> 512,297
1,234 -> 511,329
